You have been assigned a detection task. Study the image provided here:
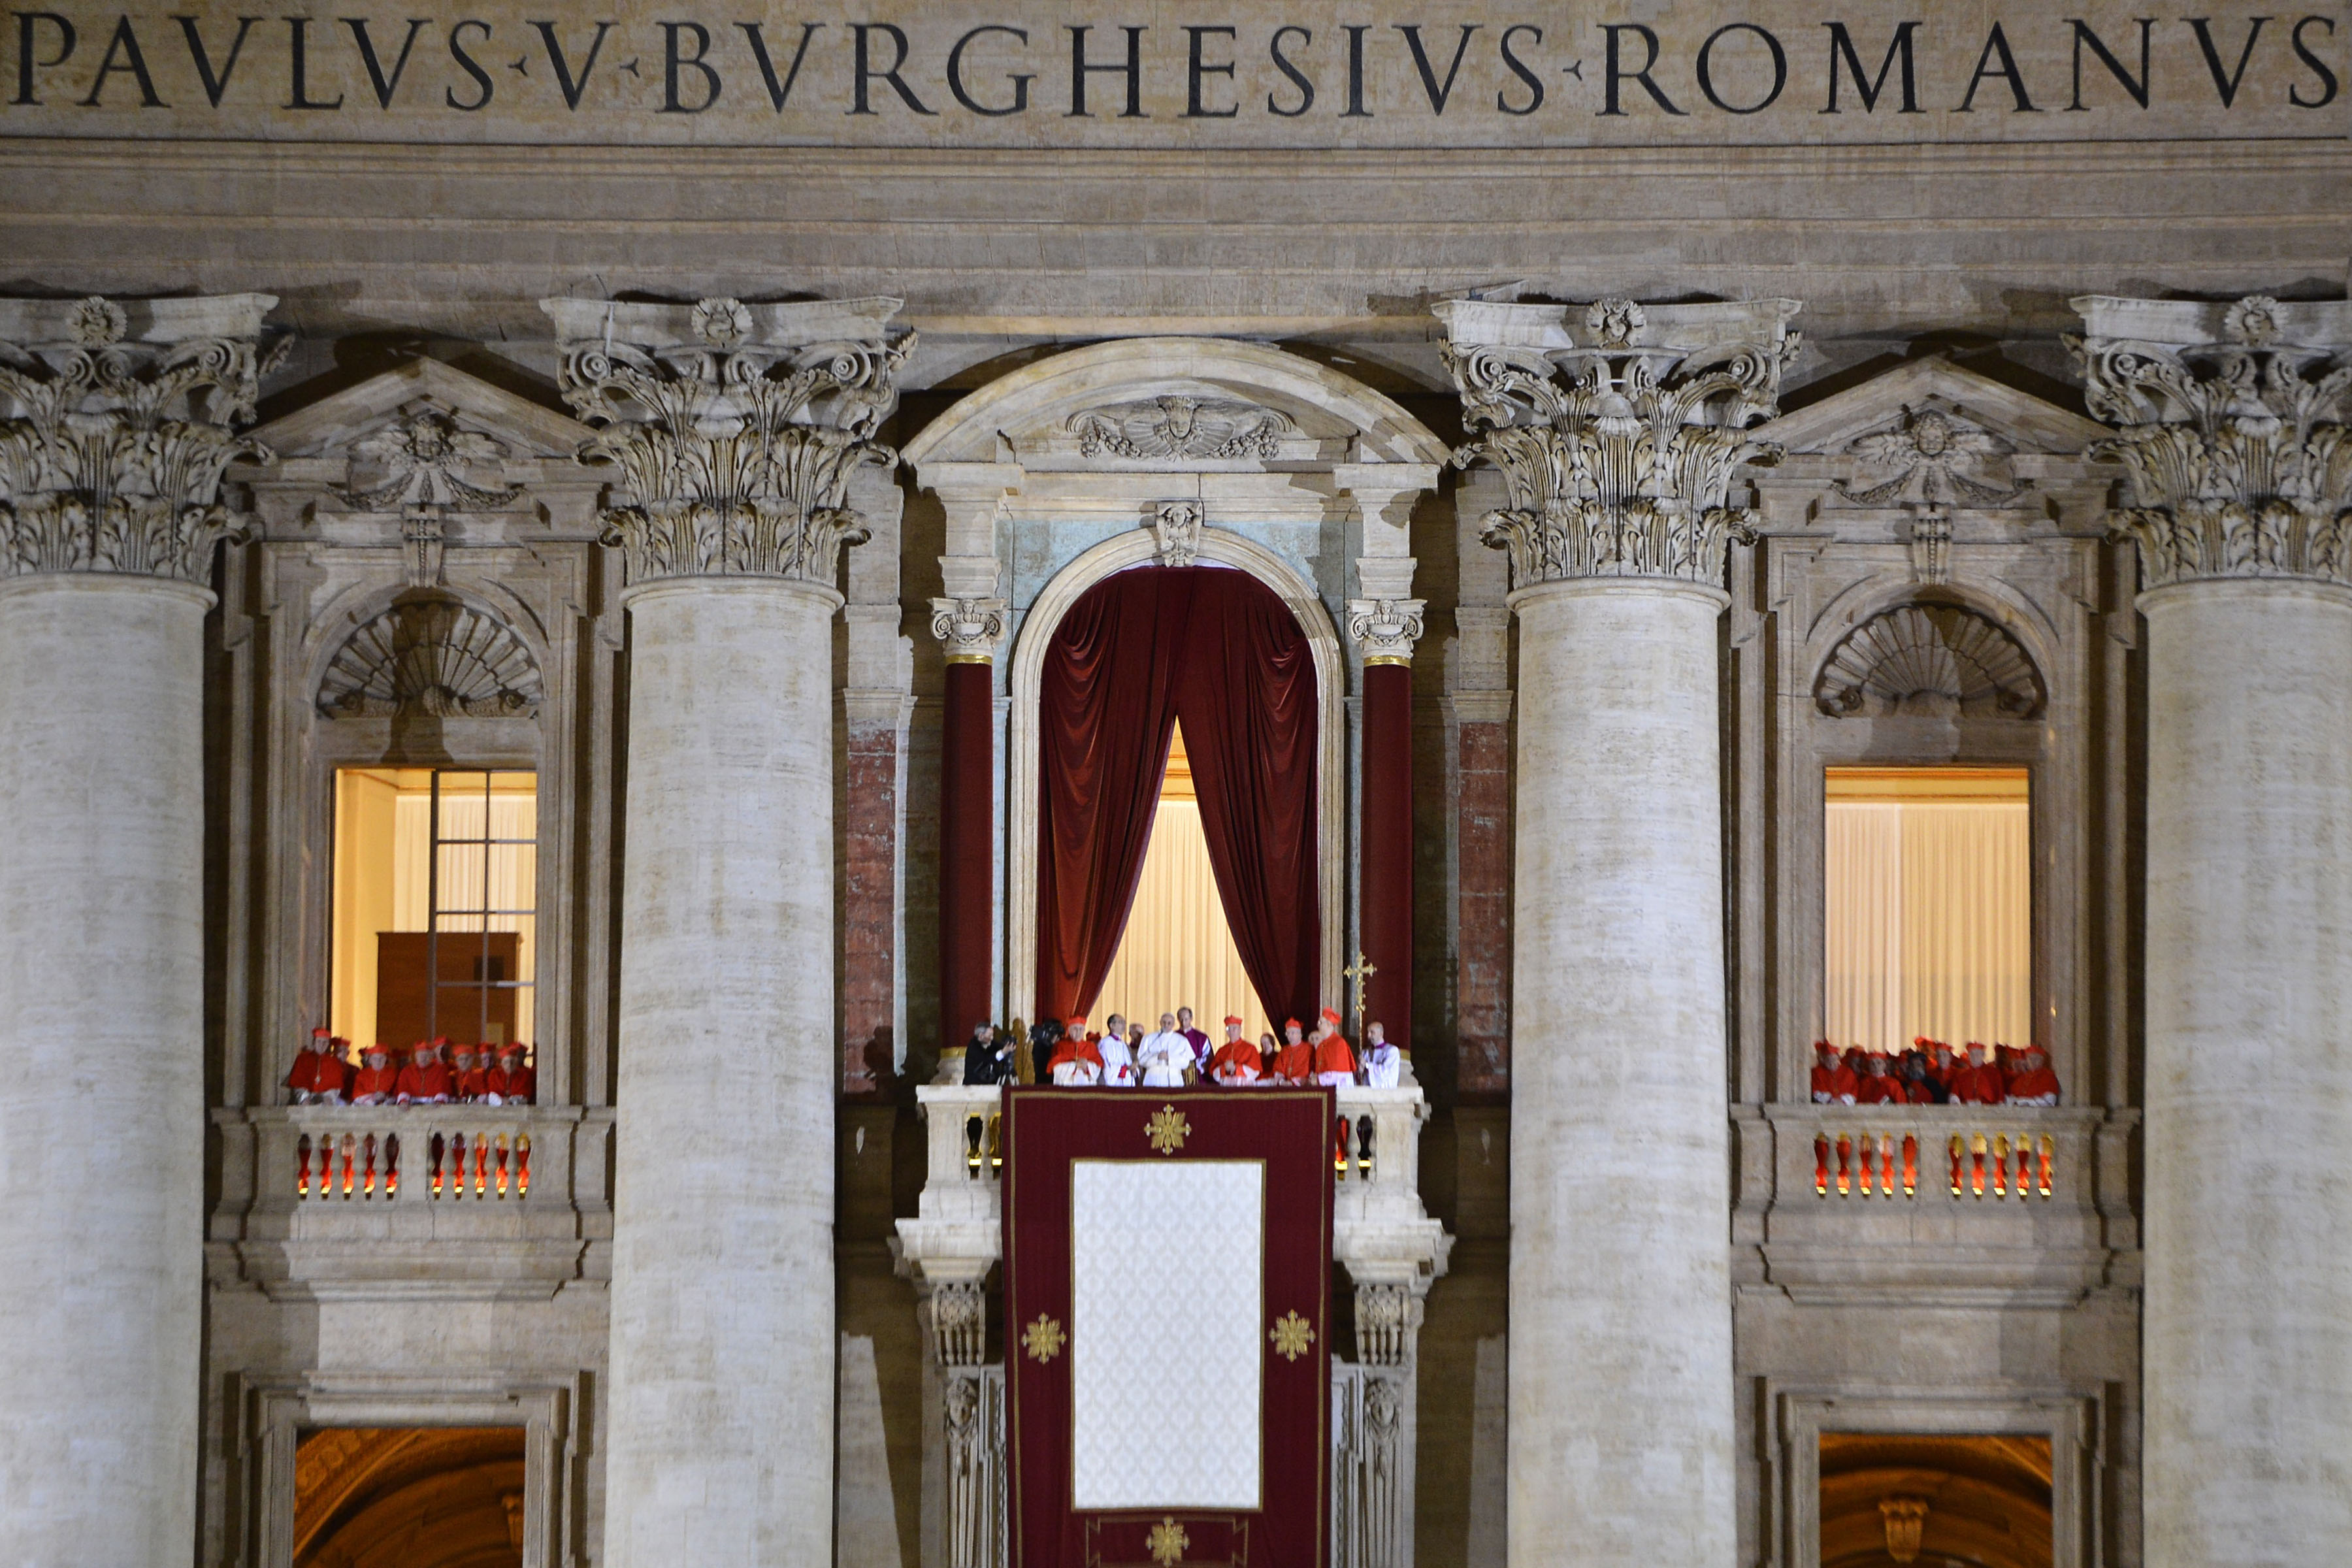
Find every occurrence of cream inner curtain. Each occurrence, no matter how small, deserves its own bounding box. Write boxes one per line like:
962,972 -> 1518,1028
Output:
1824,785 -> 2031,1052
1096,727 -> 1273,1045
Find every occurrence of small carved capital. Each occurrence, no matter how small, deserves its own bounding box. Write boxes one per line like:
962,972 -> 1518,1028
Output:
2072,293 -> 2352,591
929,596 -> 1009,663
1435,297 -> 1797,592
1347,597 -> 1426,664
1352,1282 -> 1426,1368
543,295 -> 912,590
921,1279 -> 988,1369
0,293 -> 283,585
1150,499 -> 1203,567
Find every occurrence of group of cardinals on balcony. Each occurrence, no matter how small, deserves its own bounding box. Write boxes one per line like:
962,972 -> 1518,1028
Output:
1813,1038 -> 2059,1108
283,1029 -> 538,1107
960,1005 -> 1405,1090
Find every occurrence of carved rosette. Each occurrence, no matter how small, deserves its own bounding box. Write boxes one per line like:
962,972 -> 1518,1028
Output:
1436,297 -> 1799,592
546,296 -> 913,591
0,294 -> 282,585
2072,293 -> 2352,591
1347,598 -> 1426,665
930,596 -> 1008,664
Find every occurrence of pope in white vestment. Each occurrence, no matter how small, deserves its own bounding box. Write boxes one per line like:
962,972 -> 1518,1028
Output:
1137,1017 -> 1194,1088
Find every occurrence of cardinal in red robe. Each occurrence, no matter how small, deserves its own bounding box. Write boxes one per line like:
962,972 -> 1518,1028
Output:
451,1043 -> 492,1102
1855,1049 -> 1904,1105
1810,1041 -> 1859,1105
487,1041 -> 536,1105
284,1027 -> 338,1104
1049,1017 -> 1105,1086
1947,1042 -> 2006,1105
2004,1043 -> 2061,1106
1270,1019 -> 1313,1084
396,1039 -> 455,1105
1209,1017 -> 1262,1086
350,1045 -> 400,1106
1311,1007 -> 1357,1086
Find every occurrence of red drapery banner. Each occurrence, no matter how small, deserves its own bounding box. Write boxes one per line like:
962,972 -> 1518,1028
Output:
1034,566 -> 1320,1027
1003,1086 -> 1333,1568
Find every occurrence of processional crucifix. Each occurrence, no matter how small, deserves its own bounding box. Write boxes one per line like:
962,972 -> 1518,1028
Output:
1342,951 -> 1377,1043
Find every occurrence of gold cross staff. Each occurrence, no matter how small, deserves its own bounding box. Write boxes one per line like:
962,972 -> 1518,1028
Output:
1343,951 -> 1377,1040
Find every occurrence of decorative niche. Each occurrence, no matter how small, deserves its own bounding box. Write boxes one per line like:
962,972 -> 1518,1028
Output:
1813,602 -> 2044,721
318,598 -> 543,720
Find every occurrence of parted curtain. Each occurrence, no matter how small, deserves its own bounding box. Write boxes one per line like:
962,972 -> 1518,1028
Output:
1035,566 -> 1320,1028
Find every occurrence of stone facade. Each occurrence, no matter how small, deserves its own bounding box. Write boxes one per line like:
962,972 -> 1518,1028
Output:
2,7 -> 2349,1565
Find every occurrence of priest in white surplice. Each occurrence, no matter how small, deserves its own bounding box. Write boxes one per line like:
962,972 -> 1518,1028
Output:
1361,1022 -> 1403,1088
1137,1012 -> 1195,1087
1098,1013 -> 1137,1087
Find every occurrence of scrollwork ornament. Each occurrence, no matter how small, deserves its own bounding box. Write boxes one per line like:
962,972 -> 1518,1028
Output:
0,301 -> 282,585
1347,596 -> 1426,663
929,596 -> 1008,662
2072,293 -> 2352,591
1441,303 -> 1795,591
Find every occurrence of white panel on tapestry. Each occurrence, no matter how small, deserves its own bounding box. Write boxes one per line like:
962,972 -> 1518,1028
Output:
1070,1159 -> 1264,1511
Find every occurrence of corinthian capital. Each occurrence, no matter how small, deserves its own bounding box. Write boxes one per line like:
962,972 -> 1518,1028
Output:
2072,294 -> 2352,591
0,294 -> 282,585
542,295 -> 915,590
1434,297 -> 1799,592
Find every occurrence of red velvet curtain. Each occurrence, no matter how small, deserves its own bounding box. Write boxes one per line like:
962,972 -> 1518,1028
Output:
1034,566 -> 1320,1026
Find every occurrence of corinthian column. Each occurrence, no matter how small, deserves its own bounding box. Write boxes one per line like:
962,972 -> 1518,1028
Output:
1437,295 -> 1796,1568
547,295 -> 912,1567
2076,293 -> 2352,1564
0,293 -> 276,1564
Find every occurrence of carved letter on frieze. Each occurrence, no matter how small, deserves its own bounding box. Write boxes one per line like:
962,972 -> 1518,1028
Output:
0,294 -> 284,584
2072,293 -> 2352,590
1435,296 -> 1799,591
1151,500 -> 1203,567
930,596 -> 1009,664
318,598 -> 544,719
543,295 -> 913,589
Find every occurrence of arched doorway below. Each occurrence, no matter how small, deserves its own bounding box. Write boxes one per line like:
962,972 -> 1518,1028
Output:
1820,1431 -> 2053,1568
295,1425 -> 526,1567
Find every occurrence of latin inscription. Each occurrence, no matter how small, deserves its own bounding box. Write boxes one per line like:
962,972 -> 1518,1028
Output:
2,3 -> 2342,145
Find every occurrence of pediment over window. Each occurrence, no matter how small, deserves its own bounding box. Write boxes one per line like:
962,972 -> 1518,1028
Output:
318,596 -> 543,720
1758,358 -> 2110,517
246,357 -> 596,510
1814,602 -> 2045,720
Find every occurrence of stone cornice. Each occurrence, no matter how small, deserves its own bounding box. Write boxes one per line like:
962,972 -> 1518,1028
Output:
0,293 -> 282,585
543,295 -> 914,590
2072,293 -> 2352,591
1435,297 -> 1799,592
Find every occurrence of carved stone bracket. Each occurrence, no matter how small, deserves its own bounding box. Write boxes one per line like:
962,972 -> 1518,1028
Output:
0,293 -> 283,585
930,596 -> 1009,664
1347,598 -> 1427,665
922,1278 -> 988,1369
1433,296 -> 1799,591
1151,499 -> 1203,566
2072,293 -> 2352,591
1908,510 -> 1954,585
542,295 -> 913,591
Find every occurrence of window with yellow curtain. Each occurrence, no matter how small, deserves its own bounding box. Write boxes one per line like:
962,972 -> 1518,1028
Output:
1823,766 -> 2030,1053
331,768 -> 538,1051
1095,724 -> 1273,1043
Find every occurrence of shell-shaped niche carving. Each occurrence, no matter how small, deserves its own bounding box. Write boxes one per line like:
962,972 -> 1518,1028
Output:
1814,604 -> 2044,719
319,599 -> 542,719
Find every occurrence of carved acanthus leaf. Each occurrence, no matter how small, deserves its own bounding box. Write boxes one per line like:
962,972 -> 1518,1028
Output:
1814,603 -> 2043,719
336,407 -> 523,512
0,295 -> 283,584
548,297 -> 912,589
1067,395 -> 1296,460
1438,299 -> 1799,590
2072,293 -> 2352,590
319,598 -> 542,719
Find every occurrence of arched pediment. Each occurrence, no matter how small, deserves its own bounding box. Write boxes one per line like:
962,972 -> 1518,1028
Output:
901,337 -> 1450,469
